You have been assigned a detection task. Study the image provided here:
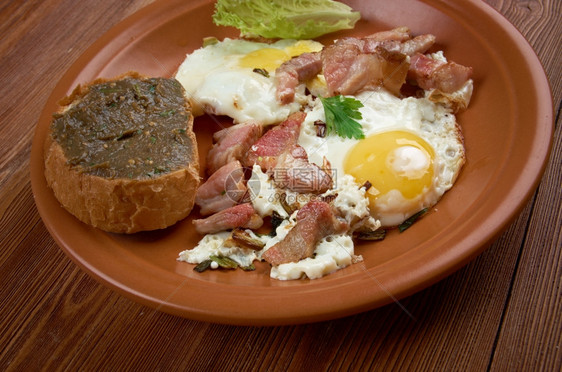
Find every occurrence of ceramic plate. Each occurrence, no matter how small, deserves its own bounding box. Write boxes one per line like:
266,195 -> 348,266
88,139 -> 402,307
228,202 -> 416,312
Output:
31,0 -> 553,325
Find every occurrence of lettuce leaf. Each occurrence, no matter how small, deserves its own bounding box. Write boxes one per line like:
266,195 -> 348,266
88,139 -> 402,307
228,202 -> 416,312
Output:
212,0 -> 361,39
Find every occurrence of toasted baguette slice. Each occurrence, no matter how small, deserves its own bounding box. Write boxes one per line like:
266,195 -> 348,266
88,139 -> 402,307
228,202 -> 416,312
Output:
44,72 -> 200,233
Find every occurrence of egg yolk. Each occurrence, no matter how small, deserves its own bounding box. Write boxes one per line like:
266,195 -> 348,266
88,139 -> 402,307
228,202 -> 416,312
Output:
285,40 -> 323,57
344,131 -> 435,203
238,41 -> 323,72
239,48 -> 289,71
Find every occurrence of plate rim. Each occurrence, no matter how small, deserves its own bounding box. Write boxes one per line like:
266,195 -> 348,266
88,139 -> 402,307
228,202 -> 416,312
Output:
30,0 -> 554,326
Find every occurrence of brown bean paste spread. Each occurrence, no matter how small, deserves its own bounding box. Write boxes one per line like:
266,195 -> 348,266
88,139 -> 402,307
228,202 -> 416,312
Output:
51,77 -> 195,179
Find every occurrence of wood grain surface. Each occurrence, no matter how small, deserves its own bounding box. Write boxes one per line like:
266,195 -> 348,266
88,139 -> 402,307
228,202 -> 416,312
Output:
1,0 -> 560,370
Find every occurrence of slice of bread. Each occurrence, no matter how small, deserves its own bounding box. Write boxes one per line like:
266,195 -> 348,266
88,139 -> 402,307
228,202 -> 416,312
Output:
44,72 -> 200,233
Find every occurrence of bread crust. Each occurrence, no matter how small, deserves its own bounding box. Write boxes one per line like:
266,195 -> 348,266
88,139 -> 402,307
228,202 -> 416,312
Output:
44,72 -> 200,233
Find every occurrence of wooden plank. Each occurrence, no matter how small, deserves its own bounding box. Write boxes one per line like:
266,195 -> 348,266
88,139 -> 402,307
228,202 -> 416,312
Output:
483,0 -> 562,370
0,0 -> 560,370
490,107 -> 561,371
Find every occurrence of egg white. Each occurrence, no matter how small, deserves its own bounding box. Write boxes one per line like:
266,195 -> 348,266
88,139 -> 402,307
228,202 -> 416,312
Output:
299,90 -> 465,226
175,38 -> 322,125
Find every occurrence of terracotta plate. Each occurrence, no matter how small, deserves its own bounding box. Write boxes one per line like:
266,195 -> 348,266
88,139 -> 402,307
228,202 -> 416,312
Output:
30,0 -> 553,325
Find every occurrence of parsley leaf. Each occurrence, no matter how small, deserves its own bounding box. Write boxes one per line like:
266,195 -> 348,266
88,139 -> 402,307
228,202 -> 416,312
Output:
398,208 -> 429,232
319,95 -> 365,139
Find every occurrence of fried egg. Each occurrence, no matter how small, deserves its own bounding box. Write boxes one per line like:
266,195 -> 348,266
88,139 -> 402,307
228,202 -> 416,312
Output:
299,90 -> 465,227
178,89 -> 465,280
175,38 -> 323,125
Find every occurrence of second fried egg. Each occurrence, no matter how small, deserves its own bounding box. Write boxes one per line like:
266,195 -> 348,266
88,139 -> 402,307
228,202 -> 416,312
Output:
299,90 -> 465,227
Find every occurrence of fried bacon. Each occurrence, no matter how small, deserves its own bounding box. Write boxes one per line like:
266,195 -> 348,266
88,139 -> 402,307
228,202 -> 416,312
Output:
194,160 -> 247,216
273,144 -> 332,193
242,112 -> 305,170
272,26 -> 473,102
322,43 -> 409,97
192,203 -> 263,235
242,112 -> 332,193
206,121 -> 263,175
275,52 -> 322,104
408,53 -> 473,93
262,201 -> 349,266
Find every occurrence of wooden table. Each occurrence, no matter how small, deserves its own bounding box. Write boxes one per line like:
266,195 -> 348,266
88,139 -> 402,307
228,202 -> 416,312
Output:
1,0 -> 560,370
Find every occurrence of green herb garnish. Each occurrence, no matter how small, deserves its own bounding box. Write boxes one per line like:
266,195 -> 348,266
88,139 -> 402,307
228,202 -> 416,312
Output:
153,166 -> 170,174
319,95 -> 365,139
194,256 -> 254,273
133,84 -> 141,96
194,259 -> 213,273
210,255 -> 239,269
202,36 -> 219,47
253,68 -> 270,78
98,86 -> 122,94
356,228 -> 387,241
159,109 -> 175,117
241,264 -> 256,271
398,208 -> 429,232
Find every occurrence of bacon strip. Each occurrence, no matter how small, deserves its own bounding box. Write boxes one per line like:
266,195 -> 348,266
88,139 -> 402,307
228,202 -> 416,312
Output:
322,44 -> 409,96
273,145 -> 332,194
364,26 -> 411,42
206,121 -> 263,175
408,53 -> 473,93
242,112 -> 305,170
262,201 -> 349,266
339,27 -> 435,57
192,203 -> 263,235
241,112 -> 332,193
275,52 -> 322,104
194,161 -> 247,216
274,27 -> 438,102
357,34 -> 436,56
